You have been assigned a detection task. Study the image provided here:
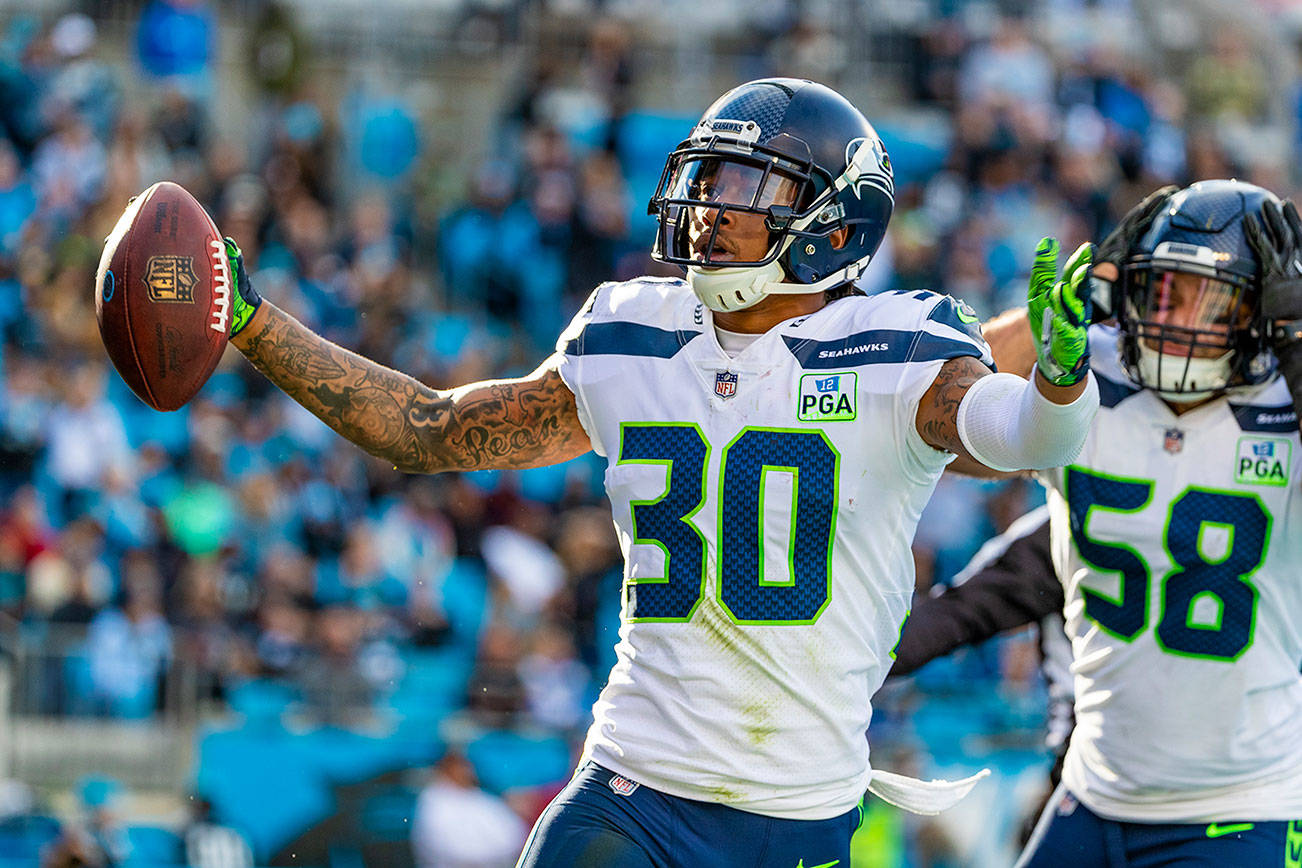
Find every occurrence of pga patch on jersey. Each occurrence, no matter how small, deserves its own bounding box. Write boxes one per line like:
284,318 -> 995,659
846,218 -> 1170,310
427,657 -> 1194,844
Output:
797,372 -> 857,421
1234,436 -> 1292,487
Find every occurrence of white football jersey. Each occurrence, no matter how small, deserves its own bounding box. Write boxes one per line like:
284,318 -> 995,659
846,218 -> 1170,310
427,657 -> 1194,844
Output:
556,277 -> 991,819
1046,326 -> 1302,822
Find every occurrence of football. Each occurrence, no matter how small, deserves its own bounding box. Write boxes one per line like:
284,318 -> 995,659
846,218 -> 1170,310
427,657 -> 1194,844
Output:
95,181 -> 231,412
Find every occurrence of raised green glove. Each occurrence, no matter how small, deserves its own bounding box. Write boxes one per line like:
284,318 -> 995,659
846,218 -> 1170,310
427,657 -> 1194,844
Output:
1028,237 -> 1092,387
223,237 -> 262,337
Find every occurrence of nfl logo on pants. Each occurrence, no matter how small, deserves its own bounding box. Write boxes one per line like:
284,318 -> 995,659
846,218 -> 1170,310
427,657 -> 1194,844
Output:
608,774 -> 639,796
714,371 -> 738,399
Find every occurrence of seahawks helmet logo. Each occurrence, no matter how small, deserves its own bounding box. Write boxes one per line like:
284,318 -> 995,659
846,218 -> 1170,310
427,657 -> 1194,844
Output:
845,136 -> 895,201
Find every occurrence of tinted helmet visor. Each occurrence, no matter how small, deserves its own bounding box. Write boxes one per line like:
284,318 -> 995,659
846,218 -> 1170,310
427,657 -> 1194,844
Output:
1125,267 -> 1252,358
654,154 -> 806,268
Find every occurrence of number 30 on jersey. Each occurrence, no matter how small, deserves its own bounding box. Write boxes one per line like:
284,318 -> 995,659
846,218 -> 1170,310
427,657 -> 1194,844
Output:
617,422 -> 840,625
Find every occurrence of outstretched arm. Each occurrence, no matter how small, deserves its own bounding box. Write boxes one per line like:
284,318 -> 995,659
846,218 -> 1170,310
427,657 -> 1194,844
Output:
231,302 -> 591,474
917,239 -> 1098,476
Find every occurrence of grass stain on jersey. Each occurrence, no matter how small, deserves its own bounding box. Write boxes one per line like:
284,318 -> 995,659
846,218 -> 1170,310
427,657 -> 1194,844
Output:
741,701 -> 778,747
695,594 -> 784,749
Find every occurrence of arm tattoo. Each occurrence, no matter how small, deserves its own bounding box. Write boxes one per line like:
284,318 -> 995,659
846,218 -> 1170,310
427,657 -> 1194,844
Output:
916,355 -> 993,457
234,303 -> 591,472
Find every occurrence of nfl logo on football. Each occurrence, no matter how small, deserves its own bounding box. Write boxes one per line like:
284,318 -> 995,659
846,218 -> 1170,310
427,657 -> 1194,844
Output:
714,371 -> 739,399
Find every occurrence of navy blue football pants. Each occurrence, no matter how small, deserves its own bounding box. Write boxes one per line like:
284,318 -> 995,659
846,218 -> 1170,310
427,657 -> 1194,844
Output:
516,762 -> 862,867
1017,784 -> 1302,868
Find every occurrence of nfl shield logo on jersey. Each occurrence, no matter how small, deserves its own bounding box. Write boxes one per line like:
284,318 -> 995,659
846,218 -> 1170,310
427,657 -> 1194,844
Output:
714,371 -> 739,399
1163,428 -> 1184,454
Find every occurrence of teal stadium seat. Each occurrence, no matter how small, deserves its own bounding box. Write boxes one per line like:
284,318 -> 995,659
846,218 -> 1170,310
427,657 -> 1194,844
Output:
0,814 -> 59,861
465,730 -> 572,794
123,825 -> 183,866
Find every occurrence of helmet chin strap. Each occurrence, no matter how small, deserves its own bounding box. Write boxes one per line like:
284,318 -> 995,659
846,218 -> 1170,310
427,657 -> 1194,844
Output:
687,254 -> 872,313
1137,344 -> 1233,403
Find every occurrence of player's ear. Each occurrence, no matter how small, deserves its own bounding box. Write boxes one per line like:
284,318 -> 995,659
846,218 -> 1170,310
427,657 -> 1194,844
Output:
830,227 -> 849,250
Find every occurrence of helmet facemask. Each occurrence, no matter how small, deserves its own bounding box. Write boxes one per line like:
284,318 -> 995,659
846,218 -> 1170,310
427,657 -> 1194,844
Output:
1119,249 -> 1266,401
654,145 -> 816,270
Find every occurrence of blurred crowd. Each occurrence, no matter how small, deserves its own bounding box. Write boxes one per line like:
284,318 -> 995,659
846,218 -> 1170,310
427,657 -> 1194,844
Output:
0,0 -> 1294,865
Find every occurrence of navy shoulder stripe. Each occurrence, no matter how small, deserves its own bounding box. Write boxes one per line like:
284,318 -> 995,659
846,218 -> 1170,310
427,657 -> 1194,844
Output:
926,295 -> 985,347
1096,371 -> 1143,408
783,329 -> 983,369
563,321 -> 699,359
1229,402 -> 1298,433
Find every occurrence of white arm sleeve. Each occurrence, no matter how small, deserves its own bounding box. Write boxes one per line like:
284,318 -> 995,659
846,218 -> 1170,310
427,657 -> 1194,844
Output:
956,372 -> 1099,472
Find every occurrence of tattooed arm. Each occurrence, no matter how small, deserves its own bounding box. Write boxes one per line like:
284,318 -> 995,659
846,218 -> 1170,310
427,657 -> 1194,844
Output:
915,355 -> 1003,474
916,355 -> 1095,477
231,303 -> 591,473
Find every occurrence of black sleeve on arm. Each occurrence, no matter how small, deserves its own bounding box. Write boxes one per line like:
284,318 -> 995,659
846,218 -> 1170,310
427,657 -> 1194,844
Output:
1274,343 -> 1302,437
889,518 -> 1062,677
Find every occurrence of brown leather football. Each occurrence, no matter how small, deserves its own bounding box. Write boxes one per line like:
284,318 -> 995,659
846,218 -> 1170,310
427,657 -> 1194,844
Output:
95,181 -> 231,411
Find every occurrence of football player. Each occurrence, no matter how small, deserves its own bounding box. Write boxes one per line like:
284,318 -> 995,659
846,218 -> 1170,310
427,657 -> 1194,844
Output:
970,180 -> 1302,867
218,79 -> 1099,867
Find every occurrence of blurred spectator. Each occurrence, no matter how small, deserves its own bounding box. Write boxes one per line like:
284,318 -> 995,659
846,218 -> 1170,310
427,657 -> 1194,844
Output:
1185,27 -> 1268,122
518,621 -> 590,732
480,503 -> 564,621
254,591 -> 310,678
0,358 -> 51,493
959,17 -> 1054,111
465,623 -> 526,728
294,605 -> 376,727
42,362 -> 130,524
173,558 -> 245,699
316,522 -> 407,609
0,139 -> 36,256
30,517 -> 111,626
84,551 -> 172,717
245,2 -> 307,100
39,778 -> 131,867
183,796 -> 254,868
411,749 -> 527,868
78,778 -> 131,866
31,111 -> 106,229
45,14 -> 118,142
135,0 -> 214,83
438,159 -> 535,328
152,86 -> 207,159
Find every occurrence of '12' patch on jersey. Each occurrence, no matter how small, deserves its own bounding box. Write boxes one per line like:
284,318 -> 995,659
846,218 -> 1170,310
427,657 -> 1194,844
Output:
1234,436 -> 1292,487
798,372 -> 857,421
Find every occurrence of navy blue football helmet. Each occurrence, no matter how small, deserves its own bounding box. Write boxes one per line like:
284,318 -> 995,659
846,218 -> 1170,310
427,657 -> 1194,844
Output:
648,78 -> 894,312
1117,179 -> 1279,400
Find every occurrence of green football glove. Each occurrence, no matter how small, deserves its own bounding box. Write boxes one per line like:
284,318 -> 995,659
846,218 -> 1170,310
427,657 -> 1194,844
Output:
1028,237 -> 1092,387
223,237 -> 263,337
